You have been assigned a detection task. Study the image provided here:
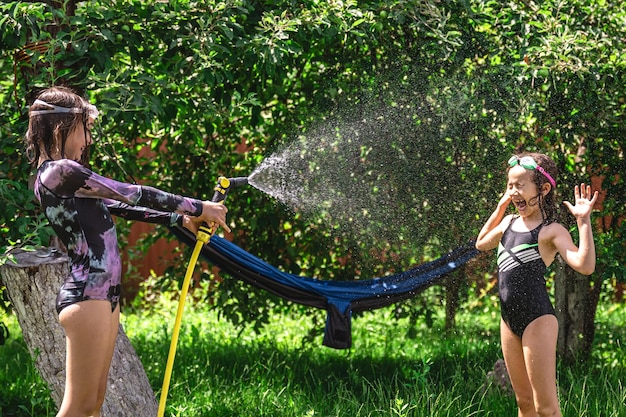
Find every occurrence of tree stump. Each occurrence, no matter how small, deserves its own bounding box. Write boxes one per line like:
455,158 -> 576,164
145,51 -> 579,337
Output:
0,248 -> 159,416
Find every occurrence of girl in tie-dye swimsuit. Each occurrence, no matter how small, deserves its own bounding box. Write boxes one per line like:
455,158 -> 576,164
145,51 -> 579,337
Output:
476,152 -> 597,417
26,86 -> 230,416
35,158 -> 208,314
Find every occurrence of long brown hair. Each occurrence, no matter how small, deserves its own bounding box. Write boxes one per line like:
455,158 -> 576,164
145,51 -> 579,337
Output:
25,86 -> 91,166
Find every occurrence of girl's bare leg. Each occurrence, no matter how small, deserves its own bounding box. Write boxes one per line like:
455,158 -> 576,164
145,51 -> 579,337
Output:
522,315 -> 562,417
92,303 -> 120,417
501,319 -> 538,417
56,301 -> 120,417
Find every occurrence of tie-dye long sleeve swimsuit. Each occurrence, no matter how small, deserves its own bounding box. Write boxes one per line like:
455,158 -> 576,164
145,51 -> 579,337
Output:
34,159 -> 204,314
496,218 -> 556,337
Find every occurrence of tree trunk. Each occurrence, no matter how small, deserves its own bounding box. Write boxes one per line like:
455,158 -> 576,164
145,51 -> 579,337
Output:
444,272 -> 459,331
554,256 -> 599,364
0,248 -> 158,416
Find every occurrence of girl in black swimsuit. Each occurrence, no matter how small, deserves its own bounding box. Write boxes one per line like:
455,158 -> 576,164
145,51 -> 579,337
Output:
476,152 -> 597,417
26,86 -> 231,417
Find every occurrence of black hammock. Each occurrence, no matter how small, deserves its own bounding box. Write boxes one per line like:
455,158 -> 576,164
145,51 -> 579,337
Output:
170,226 -> 479,349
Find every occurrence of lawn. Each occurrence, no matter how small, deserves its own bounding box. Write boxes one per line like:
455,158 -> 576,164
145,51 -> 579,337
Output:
1,291 -> 625,416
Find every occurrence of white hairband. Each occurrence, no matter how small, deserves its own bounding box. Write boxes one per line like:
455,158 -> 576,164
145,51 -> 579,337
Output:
30,99 -> 99,119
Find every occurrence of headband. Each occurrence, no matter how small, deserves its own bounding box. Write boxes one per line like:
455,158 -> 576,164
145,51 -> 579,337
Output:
30,99 -> 99,119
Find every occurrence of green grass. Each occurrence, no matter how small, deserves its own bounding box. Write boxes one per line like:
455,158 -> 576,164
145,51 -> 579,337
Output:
0,321 -> 55,417
1,295 -> 625,416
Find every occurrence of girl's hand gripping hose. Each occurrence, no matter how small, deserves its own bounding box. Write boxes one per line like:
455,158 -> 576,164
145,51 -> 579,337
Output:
158,176 -> 248,417
197,176 -> 243,239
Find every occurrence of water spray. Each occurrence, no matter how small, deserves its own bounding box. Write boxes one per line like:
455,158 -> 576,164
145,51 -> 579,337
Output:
157,176 -> 248,417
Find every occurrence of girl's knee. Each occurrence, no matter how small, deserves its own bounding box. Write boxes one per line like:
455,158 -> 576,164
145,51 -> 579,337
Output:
58,396 -> 101,417
536,403 -> 561,417
515,395 -> 535,414
81,395 -> 103,417
91,384 -> 107,414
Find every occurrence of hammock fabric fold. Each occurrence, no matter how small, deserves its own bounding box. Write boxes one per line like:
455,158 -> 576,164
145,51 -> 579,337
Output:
170,226 -> 479,349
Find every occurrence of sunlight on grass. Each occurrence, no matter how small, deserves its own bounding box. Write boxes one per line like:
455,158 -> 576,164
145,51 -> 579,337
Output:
1,296 -> 624,416
123,296 -> 624,416
0,318 -> 54,416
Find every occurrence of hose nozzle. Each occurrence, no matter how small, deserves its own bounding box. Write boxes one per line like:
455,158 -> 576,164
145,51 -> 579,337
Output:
227,176 -> 249,188
212,176 -> 249,203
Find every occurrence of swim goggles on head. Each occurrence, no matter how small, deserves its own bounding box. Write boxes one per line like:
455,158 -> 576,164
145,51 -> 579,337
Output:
30,99 -> 99,119
508,155 -> 556,188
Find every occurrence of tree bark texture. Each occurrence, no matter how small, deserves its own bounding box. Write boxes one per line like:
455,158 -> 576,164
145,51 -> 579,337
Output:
554,256 -> 598,363
0,248 -> 158,416
444,272 -> 458,331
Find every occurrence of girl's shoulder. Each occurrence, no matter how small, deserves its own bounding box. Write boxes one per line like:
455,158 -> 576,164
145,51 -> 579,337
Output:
40,158 -> 86,174
498,214 -> 517,231
38,159 -> 93,193
538,221 -> 569,241
541,220 -> 566,231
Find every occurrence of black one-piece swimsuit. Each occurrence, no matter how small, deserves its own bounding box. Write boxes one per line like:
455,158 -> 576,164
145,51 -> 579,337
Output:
497,219 -> 556,337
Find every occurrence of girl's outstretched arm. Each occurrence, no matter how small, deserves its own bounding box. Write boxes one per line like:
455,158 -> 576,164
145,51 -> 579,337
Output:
553,183 -> 598,275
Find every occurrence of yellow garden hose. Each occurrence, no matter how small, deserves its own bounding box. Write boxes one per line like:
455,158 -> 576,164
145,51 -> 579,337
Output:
157,223 -> 212,417
156,176 -> 248,416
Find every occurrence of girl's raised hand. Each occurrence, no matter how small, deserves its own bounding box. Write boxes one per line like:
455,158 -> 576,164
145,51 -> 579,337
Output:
563,183 -> 598,220
497,189 -> 512,209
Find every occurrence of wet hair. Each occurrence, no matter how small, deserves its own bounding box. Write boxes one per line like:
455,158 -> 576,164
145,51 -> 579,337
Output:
25,86 -> 92,166
513,152 -> 559,224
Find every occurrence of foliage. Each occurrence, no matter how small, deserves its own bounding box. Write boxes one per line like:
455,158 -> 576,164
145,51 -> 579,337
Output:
0,0 -> 624,336
452,0 -> 626,281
